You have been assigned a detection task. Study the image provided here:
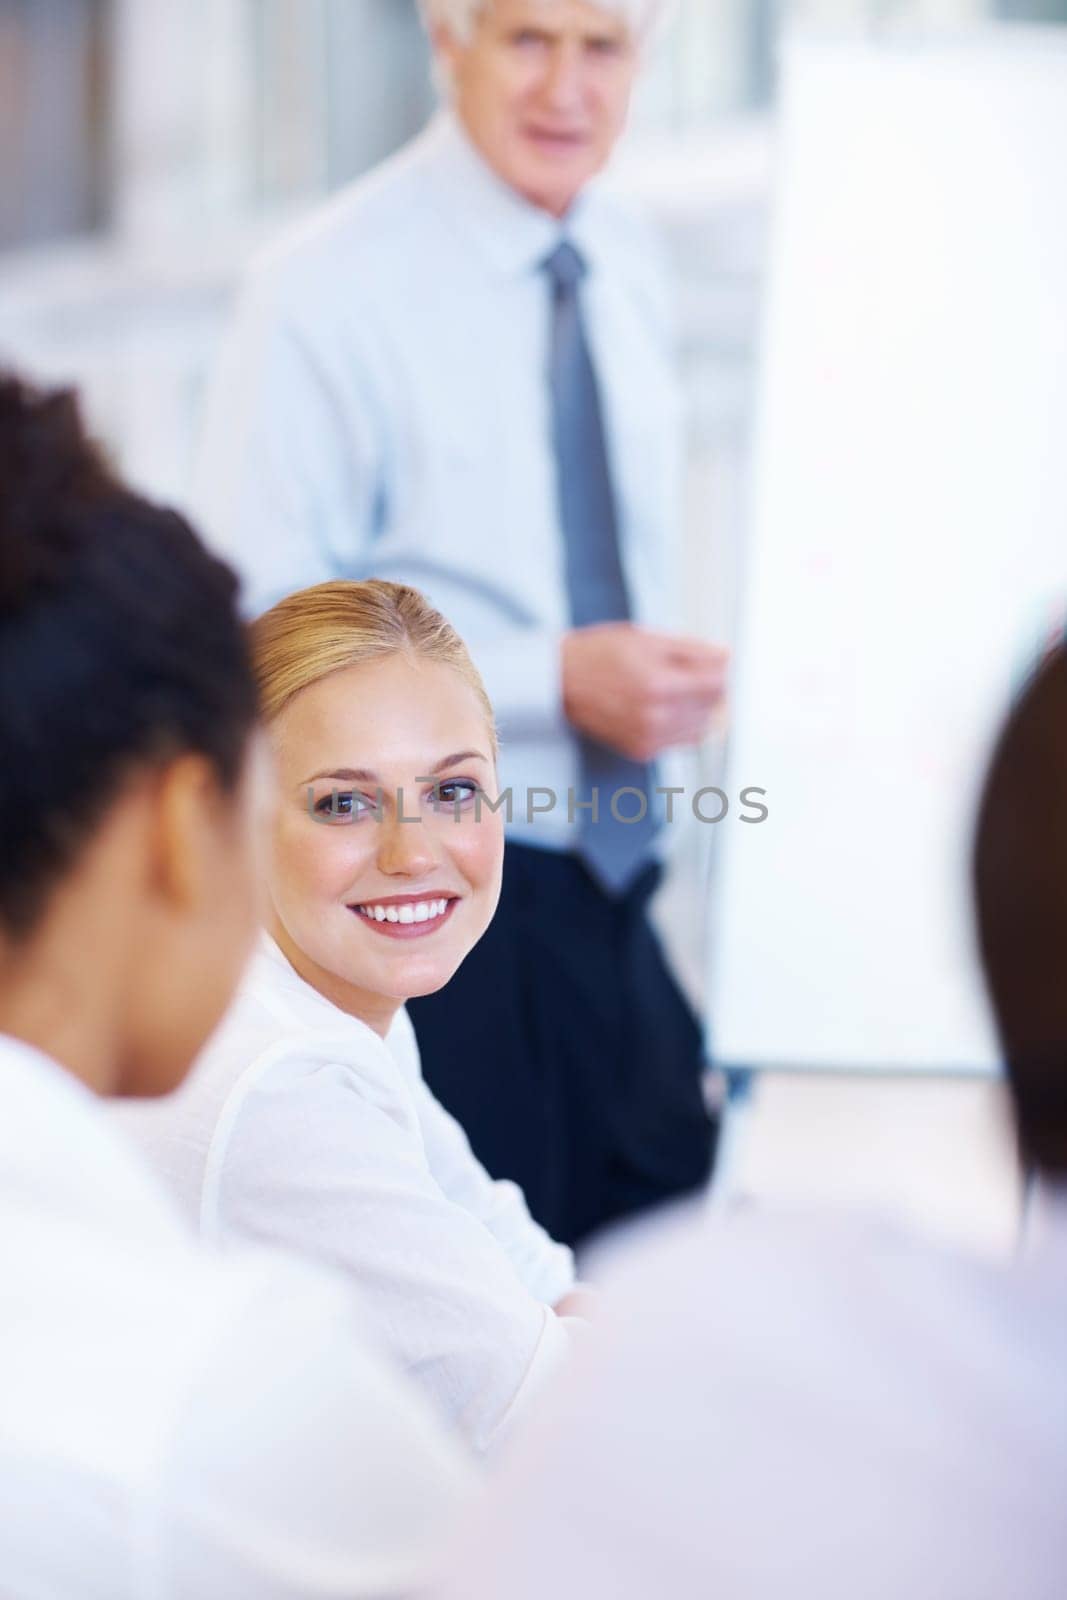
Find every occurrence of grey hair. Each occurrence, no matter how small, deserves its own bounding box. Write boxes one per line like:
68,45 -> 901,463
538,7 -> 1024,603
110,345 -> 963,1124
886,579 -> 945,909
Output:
418,0 -> 671,45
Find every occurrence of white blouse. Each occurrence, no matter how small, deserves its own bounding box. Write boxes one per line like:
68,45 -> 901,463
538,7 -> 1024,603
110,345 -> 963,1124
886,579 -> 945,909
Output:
117,934 -> 580,1457
0,1033 -> 471,1600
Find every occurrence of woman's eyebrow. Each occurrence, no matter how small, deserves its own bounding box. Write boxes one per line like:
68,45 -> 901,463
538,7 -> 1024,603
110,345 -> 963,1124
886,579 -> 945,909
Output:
425,750 -> 490,774
299,767 -> 378,787
297,752 -> 488,788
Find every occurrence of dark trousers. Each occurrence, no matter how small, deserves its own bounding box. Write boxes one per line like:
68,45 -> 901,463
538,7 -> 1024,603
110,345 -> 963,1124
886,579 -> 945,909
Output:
407,841 -> 717,1248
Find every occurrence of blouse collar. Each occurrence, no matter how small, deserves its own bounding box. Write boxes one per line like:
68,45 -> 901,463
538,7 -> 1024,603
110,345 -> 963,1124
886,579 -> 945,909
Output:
252,930 -> 407,1054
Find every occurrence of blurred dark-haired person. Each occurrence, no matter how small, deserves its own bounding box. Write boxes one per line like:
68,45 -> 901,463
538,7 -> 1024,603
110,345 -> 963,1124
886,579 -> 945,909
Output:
433,655 -> 1067,1600
194,0 -> 728,1248
0,374 -> 470,1600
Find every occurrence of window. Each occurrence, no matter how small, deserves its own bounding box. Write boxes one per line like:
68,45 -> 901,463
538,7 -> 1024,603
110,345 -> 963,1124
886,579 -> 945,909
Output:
252,0 -> 433,205
0,0 -> 110,249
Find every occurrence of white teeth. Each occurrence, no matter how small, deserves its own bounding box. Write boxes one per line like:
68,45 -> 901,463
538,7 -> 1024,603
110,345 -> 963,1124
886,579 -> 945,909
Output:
357,898 -> 453,924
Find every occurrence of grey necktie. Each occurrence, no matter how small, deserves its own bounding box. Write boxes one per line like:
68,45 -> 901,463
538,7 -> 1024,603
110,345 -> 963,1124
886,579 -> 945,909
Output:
543,238 -> 659,895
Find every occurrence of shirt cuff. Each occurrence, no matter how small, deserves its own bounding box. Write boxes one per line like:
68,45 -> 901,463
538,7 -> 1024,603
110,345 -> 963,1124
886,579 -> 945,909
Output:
487,1305 -> 580,1455
522,1239 -> 578,1309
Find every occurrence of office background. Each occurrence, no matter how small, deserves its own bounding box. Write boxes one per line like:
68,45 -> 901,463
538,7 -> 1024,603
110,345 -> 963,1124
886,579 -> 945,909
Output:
2,0 -> 1062,1250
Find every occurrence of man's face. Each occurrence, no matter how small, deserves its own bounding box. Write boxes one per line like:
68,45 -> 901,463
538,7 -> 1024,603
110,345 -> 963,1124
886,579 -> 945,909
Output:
439,0 -> 641,218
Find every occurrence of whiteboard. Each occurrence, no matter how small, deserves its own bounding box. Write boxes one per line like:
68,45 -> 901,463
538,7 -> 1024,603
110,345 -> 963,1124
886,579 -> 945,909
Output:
710,27 -> 1067,1075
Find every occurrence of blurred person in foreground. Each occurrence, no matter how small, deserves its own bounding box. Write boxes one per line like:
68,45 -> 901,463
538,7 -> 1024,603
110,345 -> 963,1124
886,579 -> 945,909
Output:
0,374 -> 470,1600
196,0 -> 728,1247
433,650 -> 1067,1599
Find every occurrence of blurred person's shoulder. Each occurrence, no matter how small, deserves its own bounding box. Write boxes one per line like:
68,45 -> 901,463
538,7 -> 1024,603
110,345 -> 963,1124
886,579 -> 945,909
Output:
586,1193 -> 1067,1396
236,122 -> 445,334
552,1198 -> 1067,1597
1,1043 -> 470,1597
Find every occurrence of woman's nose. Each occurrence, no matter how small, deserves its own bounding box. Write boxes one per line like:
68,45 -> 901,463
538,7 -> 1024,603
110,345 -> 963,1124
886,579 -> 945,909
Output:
375,804 -> 439,877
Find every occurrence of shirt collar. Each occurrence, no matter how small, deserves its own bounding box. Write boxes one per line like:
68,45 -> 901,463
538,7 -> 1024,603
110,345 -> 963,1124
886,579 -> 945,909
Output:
419,109 -> 615,282
254,930 -> 407,1053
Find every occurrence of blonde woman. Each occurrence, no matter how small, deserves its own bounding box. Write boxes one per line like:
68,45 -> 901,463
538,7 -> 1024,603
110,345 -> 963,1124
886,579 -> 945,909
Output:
119,579 -> 585,1458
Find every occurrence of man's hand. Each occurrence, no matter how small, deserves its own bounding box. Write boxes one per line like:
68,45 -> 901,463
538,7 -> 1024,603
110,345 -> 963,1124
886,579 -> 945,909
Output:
561,623 -> 728,762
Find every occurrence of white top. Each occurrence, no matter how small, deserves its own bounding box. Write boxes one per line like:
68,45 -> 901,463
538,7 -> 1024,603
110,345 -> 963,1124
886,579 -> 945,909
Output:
117,934 -> 579,1458
439,1198 -> 1067,1600
0,1033 -> 472,1600
195,111 -> 685,849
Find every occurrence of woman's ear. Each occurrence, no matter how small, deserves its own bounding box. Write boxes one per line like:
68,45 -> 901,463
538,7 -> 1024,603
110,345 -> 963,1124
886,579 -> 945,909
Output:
148,753 -> 224,913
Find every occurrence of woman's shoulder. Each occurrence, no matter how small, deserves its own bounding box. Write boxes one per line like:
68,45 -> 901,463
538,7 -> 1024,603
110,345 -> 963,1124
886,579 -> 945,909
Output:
202,997 -> 424,1194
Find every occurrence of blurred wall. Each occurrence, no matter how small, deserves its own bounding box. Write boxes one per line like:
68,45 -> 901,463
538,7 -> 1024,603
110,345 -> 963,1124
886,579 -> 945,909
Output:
2,0 -> 1060,620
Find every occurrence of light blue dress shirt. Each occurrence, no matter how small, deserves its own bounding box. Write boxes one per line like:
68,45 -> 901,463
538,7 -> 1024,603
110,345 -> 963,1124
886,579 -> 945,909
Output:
196,111 -> 685,849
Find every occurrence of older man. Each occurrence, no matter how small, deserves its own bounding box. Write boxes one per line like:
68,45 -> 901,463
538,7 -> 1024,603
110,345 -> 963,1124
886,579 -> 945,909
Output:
196,0 -> 727,1245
